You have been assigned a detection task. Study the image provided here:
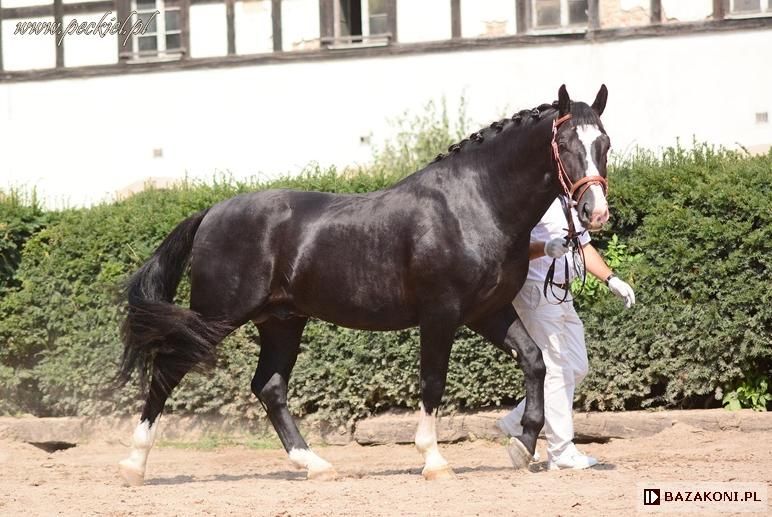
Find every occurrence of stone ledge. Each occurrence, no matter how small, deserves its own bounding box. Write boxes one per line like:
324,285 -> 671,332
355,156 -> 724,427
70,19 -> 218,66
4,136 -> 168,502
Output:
0,409 -> 768,447
353,408 -> 772,445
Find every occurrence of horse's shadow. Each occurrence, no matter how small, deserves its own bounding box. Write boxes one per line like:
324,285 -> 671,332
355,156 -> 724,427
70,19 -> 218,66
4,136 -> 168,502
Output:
145,471 -> 306,485
528,461 -> 617,473
142,463 -> 589,485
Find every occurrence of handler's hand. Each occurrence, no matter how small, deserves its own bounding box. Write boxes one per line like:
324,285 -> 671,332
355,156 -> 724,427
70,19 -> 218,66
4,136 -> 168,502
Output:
544,238 -> 569,259
608,277 -> 635,308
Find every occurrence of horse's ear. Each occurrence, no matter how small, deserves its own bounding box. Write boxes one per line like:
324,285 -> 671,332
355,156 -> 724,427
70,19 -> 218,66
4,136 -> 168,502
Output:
558,84 -> 571,117
592,84 -> 608,116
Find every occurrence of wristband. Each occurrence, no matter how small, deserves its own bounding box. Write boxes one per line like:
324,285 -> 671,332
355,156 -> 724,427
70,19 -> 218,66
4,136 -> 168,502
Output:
605,273 -> 617,285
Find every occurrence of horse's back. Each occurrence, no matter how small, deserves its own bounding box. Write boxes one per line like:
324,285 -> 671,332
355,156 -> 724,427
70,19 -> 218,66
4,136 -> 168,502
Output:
188,188 -> 424,329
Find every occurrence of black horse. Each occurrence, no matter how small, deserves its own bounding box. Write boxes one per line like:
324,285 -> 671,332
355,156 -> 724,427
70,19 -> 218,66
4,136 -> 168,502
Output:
118,85 -> 611,485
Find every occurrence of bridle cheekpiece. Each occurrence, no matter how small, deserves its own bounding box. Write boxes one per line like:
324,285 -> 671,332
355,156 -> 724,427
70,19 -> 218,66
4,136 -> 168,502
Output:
551,113 -> 609,203
543,112 -> 609,304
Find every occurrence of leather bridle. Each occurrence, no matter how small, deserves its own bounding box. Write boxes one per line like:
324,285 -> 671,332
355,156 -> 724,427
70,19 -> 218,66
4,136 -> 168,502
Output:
551,113 -> 608,203
543,113 -> 609,304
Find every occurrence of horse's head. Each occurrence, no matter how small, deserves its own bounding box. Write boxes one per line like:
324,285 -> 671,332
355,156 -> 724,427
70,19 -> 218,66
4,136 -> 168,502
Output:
552,84 -> 610,232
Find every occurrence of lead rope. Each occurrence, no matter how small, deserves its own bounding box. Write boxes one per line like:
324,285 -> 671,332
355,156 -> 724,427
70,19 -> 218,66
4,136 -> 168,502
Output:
543,195 -> 587,304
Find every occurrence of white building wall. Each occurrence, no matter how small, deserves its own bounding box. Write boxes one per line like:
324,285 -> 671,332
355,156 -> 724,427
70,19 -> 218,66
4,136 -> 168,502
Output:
1,18 -> 57,71
661,0 -> 714,21
189,4 -> 229,58
460,0 -> 517,38
63,14 -> 119,67
281,0 -> 320,50
236,0 -> 274,54
0,29 -> 770,206
1,0 -> 51,6
397,0 -> 452,42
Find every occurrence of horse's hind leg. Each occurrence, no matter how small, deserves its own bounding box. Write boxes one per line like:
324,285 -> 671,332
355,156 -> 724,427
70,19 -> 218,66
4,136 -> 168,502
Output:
252,317 -> 336,480
119,320 -> 236,486
468,304 -> 546,468
118,357 -> 192,486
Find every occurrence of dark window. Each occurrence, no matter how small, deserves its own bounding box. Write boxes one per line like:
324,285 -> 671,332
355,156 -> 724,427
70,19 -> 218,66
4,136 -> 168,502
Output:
568,0 -> 588,24
734,0 -> 760,11
368,0 -> 389,35
322,0 -> 394,46
723,0 -> 770,13
532,0 -> 588,29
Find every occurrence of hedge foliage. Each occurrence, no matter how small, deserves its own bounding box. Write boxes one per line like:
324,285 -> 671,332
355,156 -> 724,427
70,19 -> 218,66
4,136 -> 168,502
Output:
1,109 -> 770,419
0,190 -> 49,294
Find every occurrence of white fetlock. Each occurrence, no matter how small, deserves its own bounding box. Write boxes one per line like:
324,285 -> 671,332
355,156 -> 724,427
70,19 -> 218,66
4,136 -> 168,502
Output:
118,419 -> 158,486
289,448 -> 338,481
415,406 -> 455,480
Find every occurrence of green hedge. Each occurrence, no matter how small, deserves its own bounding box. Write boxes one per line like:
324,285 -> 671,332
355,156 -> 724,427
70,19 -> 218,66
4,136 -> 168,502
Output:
0,191 -> 49,294
575,144 -> 771,410
1,140 -> 770,418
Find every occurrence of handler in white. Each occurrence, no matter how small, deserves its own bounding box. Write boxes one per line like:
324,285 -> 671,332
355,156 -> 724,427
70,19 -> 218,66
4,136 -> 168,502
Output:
498,198 -> 635,470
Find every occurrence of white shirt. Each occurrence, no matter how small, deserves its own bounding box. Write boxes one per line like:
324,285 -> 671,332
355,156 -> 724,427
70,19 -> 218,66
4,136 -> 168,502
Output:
526,198 -> 591,283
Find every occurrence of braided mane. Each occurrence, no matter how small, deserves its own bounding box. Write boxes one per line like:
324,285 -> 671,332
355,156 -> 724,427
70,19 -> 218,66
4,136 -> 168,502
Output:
431,101 -> 559,164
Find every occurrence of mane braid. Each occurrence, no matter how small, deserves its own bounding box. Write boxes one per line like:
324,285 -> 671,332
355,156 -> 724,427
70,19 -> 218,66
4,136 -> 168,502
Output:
431,101 -> 559,164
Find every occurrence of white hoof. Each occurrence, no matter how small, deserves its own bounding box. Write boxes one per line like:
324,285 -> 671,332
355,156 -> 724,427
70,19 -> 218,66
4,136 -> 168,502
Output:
118,459 -> 145,486
506,437 -> 533,470
307,466 -> 338,481
422,465 -> 456,480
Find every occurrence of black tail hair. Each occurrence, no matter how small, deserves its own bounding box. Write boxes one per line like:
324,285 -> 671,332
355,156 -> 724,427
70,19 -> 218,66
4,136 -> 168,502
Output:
118,208 -> 228,391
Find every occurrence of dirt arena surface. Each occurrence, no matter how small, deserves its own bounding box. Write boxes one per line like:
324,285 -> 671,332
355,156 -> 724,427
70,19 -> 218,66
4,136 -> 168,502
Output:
1,423 -> 770,516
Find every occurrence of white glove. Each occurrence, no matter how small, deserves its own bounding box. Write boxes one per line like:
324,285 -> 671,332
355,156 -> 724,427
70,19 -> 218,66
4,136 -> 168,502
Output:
543,238 -> 569,259
608,276 -> 635,308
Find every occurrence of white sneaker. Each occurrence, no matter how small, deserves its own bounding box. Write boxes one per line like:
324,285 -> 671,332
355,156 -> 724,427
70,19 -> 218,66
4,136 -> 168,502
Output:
496,418 -> 541,462
548,444 -> 598,471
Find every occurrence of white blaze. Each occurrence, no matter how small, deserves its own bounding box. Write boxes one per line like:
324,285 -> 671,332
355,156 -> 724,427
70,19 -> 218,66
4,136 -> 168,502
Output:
575,124 -> 609,218
575,124 -> 603,178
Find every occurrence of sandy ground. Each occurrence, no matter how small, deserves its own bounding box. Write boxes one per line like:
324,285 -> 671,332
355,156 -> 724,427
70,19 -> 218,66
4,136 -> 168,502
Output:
0,424 -> 770,516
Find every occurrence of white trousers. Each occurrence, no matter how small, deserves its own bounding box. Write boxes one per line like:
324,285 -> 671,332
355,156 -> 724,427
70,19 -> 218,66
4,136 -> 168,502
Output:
502,280 -> 588,460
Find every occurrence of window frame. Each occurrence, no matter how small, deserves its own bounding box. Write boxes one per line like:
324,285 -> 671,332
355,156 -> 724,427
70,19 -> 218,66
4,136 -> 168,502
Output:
129,0 -> 185,61
724,0 -> 772,17
529,0 -> 589,33
321,0 -> 396,49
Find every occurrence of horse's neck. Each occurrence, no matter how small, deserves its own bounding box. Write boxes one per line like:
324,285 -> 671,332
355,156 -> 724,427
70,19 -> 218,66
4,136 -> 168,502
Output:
395,118 -> 558,235
477,121 -> 559,231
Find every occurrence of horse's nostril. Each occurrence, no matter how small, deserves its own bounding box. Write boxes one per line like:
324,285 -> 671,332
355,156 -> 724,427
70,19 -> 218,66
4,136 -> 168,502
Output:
581,204 -> 590,219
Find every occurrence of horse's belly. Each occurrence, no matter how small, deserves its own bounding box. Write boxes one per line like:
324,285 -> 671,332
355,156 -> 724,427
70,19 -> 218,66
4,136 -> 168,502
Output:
298,295 -> 418,331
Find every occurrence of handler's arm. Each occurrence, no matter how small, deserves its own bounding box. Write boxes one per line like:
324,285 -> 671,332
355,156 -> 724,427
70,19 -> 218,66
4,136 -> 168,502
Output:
583,243 -> 613,281
529,242 -> 546,260
584,243 -> 636,308
529,239 -> 570,260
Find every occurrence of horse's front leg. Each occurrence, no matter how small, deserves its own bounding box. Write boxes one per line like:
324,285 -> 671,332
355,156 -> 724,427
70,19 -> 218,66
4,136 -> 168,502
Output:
416,315 -> 458,480
468,304 -> 546,468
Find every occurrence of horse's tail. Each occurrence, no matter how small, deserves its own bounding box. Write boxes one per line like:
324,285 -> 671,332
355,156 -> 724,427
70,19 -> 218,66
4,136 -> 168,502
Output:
118,208 -> 225,390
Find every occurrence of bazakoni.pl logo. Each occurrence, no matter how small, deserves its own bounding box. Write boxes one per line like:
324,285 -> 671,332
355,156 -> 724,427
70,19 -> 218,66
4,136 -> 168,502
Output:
643,489 -> 660,505
638,482 -> 767,513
